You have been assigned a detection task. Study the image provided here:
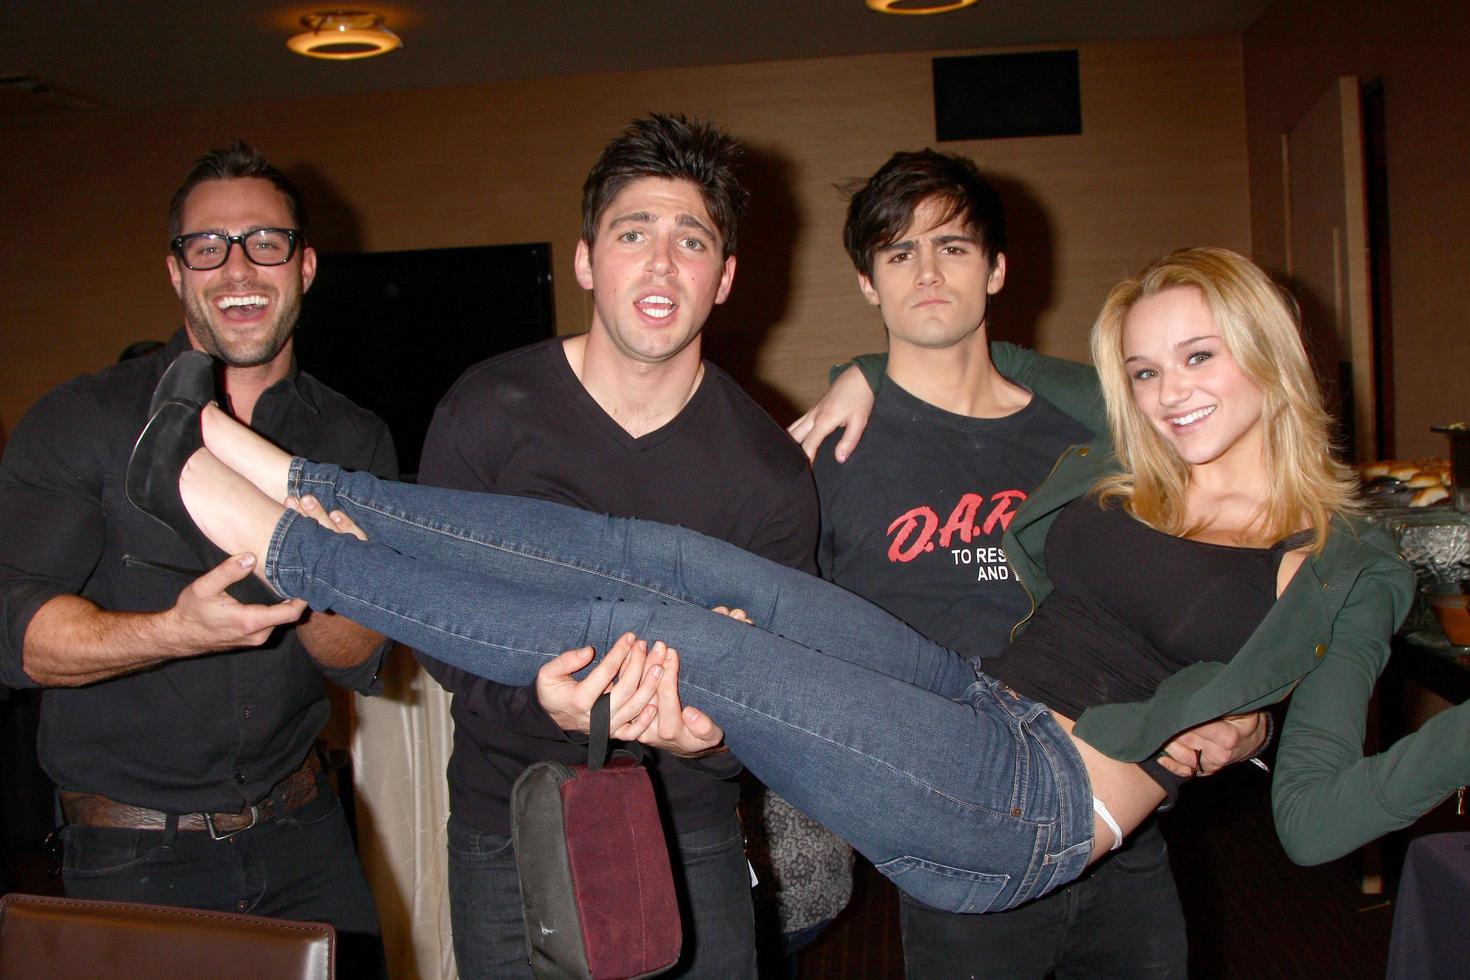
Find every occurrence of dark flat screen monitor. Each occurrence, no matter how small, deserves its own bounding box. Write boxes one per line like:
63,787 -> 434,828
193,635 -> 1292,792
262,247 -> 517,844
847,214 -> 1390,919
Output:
296,243 -> 555,476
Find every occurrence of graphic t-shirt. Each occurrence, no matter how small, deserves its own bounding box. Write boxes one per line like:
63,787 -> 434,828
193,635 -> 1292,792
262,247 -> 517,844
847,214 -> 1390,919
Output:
814,377 -> 1092,659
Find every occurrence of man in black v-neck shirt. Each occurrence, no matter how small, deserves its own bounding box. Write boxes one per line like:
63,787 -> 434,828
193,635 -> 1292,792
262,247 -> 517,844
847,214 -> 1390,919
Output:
416,115 -> 820,979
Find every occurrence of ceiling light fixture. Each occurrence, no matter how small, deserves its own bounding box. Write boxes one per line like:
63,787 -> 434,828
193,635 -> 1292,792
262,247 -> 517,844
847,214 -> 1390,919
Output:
866,0 -> 981,14
287,10 -> 402,60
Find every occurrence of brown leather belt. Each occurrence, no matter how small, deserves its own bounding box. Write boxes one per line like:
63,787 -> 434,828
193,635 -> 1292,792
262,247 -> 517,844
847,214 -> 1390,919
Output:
60,752 -> 322,840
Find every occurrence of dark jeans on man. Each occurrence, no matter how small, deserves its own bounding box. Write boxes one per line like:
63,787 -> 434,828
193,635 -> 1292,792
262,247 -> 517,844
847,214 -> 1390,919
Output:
60,786 -> 385,978
447,811 -> 757,979
1,687 -> 53,893
900,822 -> 1187,979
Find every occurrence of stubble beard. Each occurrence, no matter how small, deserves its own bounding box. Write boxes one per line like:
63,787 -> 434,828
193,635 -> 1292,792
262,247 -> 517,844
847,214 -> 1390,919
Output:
182,290 -> 300,368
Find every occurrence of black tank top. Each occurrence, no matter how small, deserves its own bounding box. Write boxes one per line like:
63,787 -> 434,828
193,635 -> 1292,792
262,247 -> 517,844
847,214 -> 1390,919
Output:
988,495 -> 1302,722
986,496 -> 1308,796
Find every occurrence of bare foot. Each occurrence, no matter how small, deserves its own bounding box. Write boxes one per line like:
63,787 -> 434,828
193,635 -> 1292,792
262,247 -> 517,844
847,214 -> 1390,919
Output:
179,447 -> 285,580
200,403 -> 292,503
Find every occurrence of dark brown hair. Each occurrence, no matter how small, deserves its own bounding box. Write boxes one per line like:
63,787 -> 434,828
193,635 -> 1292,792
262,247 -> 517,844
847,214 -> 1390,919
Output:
843,149 -> 1006,277
168,141 -> 308,240
581,114 -> 746,259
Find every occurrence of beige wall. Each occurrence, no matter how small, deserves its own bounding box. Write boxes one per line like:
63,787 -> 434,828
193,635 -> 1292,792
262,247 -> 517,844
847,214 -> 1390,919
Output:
1243,1 -> 1470,459
0,35 -> 1249,437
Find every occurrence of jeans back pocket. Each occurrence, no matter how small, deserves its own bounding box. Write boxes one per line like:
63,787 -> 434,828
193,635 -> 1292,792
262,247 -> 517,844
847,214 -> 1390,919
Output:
876,854 -> 1009,914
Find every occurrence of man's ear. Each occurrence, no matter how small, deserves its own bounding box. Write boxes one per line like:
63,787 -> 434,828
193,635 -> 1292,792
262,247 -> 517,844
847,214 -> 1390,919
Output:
987,253 -> 1007,296
857,272 -> 881,307
299,245 -> 318,294
166,254 -> 184,298
573,239 -> 594,290
713,255 -> 737,305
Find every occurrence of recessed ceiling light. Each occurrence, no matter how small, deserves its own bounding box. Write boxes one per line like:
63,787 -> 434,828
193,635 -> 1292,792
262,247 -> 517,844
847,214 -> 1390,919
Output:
867,0 -> 981,14
287,10 -> 403,60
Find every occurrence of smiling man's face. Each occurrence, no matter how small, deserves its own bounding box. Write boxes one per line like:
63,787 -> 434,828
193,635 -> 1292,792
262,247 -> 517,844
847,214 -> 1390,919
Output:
166,177 -> 316,370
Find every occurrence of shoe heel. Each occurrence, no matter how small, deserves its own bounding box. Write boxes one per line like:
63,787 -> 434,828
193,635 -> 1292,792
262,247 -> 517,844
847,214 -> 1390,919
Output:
126,399 -> 280,606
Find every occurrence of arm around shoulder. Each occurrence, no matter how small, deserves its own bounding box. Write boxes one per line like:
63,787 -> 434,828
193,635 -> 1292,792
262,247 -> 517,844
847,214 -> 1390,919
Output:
791,359 -> 882,463
989,342 -> 1106,434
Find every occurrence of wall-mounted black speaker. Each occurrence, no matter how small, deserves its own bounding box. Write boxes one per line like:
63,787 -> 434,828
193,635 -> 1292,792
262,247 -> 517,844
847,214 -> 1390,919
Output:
933,50 -> 1081,142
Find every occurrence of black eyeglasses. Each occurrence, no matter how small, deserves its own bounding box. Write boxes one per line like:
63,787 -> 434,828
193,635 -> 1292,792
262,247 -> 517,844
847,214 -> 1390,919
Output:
170,228 -> 301,271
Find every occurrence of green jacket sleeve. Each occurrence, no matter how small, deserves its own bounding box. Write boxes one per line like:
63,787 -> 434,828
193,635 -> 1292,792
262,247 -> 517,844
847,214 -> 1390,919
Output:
830,344 -> 1106,436
1269,554 -> 1467,865
987,342 -> 1106,435
829,353 -> 888,391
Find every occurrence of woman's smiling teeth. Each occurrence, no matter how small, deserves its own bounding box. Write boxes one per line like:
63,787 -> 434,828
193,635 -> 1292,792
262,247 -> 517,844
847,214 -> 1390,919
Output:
1168,405 -> 1216,427
637,295 -> 675,319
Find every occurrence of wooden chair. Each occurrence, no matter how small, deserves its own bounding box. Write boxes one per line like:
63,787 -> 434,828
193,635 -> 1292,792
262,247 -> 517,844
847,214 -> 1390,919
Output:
0,892 -> 334,979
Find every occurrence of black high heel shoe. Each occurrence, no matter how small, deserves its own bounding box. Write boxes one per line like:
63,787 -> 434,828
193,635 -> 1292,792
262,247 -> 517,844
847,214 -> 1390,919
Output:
149,350 -> 217,415
125,398 -> 282,606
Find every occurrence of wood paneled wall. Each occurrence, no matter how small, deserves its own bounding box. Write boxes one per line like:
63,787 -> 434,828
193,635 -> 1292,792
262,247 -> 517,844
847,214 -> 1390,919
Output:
1243,1 -> 1470,458
0,35 -> 1249,435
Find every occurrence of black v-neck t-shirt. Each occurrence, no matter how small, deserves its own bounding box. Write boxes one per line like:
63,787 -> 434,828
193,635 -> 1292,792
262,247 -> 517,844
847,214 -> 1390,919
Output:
416,338 -> 819,837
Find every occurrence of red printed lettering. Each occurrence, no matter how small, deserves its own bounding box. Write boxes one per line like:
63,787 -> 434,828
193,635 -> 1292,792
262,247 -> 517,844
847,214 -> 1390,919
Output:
886,507 -> 938,562
936,493 -> 985,547
884,490 -> 1030,563
981,490 -> 1027,534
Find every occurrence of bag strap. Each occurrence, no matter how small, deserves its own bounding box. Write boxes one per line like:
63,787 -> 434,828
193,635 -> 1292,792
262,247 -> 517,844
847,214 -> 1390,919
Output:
588,693 -> 611,772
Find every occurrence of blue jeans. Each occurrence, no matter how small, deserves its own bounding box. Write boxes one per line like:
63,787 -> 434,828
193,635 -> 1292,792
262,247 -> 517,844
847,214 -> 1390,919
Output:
267,461 -> 1095,913
447,813 -> 756,978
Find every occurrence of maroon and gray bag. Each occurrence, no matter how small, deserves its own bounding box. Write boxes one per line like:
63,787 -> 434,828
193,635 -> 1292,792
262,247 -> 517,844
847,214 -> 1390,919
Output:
511,694 -> 682,979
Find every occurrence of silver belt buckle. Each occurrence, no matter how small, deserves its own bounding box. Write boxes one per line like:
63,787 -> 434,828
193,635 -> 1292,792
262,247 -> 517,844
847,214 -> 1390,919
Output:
206,803 -> 261,841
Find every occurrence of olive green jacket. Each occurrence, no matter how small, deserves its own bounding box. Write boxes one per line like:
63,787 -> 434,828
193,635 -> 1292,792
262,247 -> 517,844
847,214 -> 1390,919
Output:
848,345 -> 1464,865
1006,439 -> 1470,866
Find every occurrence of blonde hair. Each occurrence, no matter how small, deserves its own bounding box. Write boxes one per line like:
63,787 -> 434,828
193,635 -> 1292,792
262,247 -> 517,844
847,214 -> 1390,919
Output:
1089,247 -> 1358,551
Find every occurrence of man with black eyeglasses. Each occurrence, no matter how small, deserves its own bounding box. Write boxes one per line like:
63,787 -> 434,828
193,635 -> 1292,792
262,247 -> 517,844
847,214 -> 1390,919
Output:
0,142 -> 394,976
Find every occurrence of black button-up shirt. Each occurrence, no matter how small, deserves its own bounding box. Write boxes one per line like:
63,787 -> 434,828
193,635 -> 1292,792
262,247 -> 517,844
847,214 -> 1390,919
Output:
0,330 -> 397,812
